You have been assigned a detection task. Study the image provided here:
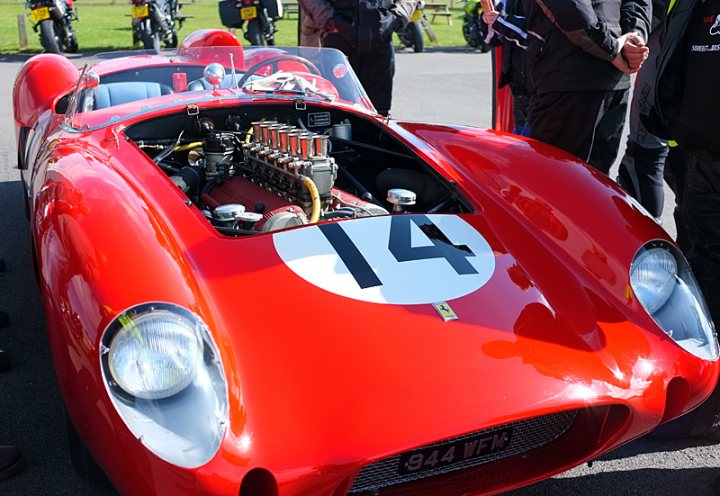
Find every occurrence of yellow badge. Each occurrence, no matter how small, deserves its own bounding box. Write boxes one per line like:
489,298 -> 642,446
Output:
432,302 -> 458,322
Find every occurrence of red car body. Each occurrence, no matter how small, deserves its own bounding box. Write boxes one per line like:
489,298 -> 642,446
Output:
12,30 -> 719,496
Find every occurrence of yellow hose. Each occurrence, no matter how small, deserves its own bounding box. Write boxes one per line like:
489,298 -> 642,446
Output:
301,175 -> 321,223
173,141 -> 203,152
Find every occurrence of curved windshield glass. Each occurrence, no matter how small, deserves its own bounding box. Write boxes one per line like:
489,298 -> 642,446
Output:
64,46 -> 374,131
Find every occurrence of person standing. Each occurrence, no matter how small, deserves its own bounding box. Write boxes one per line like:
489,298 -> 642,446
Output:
616,0 -> 673,222
299,3 -> 323,46
521,0 -> 652,175
480,0 -> 535,136
298,0 -> 416,116
641,0 -> 720,442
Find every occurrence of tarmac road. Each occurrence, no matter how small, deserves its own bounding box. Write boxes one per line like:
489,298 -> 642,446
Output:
0,46 -> 715,496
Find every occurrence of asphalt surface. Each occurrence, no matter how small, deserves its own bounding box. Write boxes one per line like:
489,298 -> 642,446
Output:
0,46 -> 715,496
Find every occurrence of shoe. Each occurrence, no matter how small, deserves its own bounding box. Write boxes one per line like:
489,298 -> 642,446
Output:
0,446 -> 24,481
0,350 -> 10,372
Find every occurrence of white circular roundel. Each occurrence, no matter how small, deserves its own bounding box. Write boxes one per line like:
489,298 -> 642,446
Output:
273,214 -> 495,305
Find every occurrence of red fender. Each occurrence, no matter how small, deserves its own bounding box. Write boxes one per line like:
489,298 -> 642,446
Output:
13,54 -> 79,129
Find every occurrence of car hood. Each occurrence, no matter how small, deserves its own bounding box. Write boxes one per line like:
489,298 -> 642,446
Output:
189,208 -> 669,469
160,123 -> 679,470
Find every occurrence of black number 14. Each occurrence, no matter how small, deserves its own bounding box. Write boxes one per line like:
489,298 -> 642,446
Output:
317,215 -> 477,289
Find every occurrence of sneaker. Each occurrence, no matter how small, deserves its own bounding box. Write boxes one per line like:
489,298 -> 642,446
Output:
0,446 -> 24,481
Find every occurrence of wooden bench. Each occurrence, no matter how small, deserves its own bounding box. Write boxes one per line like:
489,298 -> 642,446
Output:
282,1 -> 298,18
425,2 -> 452,25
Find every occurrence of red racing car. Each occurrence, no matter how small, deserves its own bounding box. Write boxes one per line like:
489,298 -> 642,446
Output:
12,29 -> 720,496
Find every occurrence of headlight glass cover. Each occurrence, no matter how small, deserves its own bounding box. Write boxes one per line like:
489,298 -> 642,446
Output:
108,311 -> 202,400
101,303 -> 228,468
630,241 -> 719,360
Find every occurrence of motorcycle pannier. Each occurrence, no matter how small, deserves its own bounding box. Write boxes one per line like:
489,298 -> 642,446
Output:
218,0 -> 243,28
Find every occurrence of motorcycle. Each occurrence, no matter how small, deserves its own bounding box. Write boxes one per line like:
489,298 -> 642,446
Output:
218,0 -> 282,46
25,0 -> 78,54
131,0 -> 183,51
462,0 -> 490,52
397,0 -> 425,53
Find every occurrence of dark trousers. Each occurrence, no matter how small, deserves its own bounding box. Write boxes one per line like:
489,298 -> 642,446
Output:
617,141 -> 669,218
663,145 -> 690,250
682,151 -> 720,327
322,33 -> 395,116
530,89 -> 629,175
668,151 -> 720,436
640,150 -> 720,440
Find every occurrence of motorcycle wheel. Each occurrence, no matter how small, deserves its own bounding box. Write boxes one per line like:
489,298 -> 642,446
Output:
397,28 -> 412,48
245,20 -> 264,46
65,30 -> 79,53
39,20 -> 62,54
407,22 -> 423,53
165,30 -> 178,48
462,16 -> 479,48
141,21 -> 158,51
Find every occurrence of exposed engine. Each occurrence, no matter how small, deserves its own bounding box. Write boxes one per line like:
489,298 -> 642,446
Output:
128,105 -> 470,236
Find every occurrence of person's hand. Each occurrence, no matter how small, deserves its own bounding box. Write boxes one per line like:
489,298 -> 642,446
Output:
611,34 -> 632,73
622,32 -> 649,71
482,11 -> 499,25
324,17 -> 339,34
612,33 -> 648,74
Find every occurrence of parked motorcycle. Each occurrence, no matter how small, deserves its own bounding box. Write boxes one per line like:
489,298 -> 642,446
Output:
131,0 -> 183,50
462,0 -> 490,52
218,0 -> 282,46
397,0 -> 425,53
25,0 -> 78,54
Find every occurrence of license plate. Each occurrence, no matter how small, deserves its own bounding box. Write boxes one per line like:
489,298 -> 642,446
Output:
398,427 -> 514,476
131,4 -> 149,18
409,9 -> 422,22
30,7 -> 50,23
240,6 -> 257,20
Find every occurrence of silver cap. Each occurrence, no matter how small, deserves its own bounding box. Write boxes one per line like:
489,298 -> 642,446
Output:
213,204 -> 246,222
387,188 -> 417,206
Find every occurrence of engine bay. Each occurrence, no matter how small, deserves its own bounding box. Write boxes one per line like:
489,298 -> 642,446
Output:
125,103 -> 472,236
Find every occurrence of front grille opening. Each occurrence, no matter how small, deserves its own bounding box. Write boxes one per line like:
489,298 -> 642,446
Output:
348,409 -> 578,494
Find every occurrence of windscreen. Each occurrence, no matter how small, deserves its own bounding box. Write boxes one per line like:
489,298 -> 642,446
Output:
63,46 -> 374,131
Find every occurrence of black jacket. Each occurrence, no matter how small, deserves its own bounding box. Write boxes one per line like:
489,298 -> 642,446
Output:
641,0 -> 696,140
478,0 -> 533,95
299,0 -> 415,49
522,0 -> 652,94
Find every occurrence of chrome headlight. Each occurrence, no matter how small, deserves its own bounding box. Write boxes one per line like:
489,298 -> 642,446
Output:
630,241 -> 719,360
101,303 -> 228,468
108,311 -> 202,400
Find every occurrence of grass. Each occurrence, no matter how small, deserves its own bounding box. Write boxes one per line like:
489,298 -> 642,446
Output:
0,0 -> 468,53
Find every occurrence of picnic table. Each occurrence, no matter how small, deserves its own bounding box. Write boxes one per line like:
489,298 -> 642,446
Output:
425,2 -> 452,25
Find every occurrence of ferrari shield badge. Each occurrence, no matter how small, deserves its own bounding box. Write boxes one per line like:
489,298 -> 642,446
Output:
273,214 -> 495,305
432,302 -> 458,322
